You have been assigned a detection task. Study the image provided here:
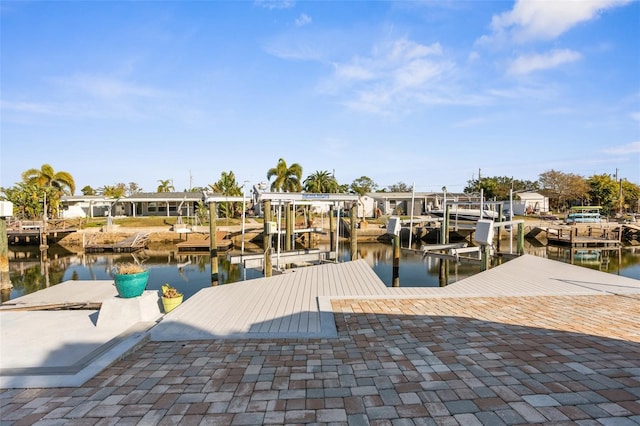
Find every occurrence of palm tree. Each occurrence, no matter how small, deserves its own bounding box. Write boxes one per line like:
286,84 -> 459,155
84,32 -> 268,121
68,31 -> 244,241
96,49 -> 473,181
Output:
304,170 -> 339,193
21,164 -> 76,218
267,158 -> 303,192
81,185 -> 96,195
126,182 -> 143,195
99,185 -> 126,198
157,179 -> 175,193
209,171 -> 242,219
21,164 -> 75,195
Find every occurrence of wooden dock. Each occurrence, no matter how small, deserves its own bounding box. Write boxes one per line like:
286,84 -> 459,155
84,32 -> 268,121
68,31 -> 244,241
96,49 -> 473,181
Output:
85,232 -> 150,253
228,249 -> 336,269
7,219 -> 78,245
535,223 -> 622,247
175,230 -> 234,252
176,239 -> 233,252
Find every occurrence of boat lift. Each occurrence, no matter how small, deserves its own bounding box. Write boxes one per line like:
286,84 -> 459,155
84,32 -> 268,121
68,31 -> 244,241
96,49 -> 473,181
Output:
253,192 -> 360,276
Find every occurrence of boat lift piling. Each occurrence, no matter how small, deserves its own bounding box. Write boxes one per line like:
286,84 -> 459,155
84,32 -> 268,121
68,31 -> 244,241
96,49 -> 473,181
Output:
0,201 -> 13,296
350,203 -> 357,261
203,192 -> 245,284
392,233 -> 400,287
208,200 -> 218,285
263,200 -> 273,277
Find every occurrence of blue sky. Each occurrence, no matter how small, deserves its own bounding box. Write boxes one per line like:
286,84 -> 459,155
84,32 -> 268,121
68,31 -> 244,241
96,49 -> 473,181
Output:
1,0 -> 639,194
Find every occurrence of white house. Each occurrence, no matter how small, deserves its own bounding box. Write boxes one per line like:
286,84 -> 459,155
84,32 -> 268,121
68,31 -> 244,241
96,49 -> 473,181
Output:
507,192 -> 550,215
60,196 -> 113,218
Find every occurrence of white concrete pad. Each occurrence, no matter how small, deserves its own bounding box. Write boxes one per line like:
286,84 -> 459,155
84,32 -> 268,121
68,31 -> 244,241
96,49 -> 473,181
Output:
97,291 -> 162,328
0,309 -> 154,388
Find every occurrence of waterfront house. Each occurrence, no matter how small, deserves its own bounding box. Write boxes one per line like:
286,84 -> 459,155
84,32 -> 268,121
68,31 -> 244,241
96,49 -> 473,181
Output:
507,191 -> 550,215
60,192 -> 203,219
60,195 -> 114,218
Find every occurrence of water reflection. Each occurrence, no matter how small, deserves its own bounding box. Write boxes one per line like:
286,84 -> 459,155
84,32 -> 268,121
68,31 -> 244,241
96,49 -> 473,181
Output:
4,242 -> 640,303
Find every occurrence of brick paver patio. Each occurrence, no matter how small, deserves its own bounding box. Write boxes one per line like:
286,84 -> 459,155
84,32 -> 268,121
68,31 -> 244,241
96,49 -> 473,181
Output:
1,294 -> 639,425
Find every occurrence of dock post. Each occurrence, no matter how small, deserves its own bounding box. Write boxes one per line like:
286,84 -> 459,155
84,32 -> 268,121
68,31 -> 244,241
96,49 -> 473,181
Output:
285,202 -> 292,251
444,205 -> 450,244
208,201 -> 219,286
517,222 -> 525,255
0,217 -> 11,298
480,246 -> 490,271
350,203 -> 358,261
329,204 -> 335,254
439,208 -> 447,245
263,200 -> 272,277
438,259 -> 449,287
392,234 -> 400,287
497,204 -> 503,252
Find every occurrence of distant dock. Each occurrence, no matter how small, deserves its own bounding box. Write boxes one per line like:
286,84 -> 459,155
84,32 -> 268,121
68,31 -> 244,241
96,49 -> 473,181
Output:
84,232 -> 150,253
175,230 -> 234,252
7,219 -> 78,245
176,239 -> 234,252
532,223 -> 622,247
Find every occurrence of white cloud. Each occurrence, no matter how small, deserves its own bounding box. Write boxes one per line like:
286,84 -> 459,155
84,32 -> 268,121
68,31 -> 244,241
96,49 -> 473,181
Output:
603,141 -> 640,155
329,38 -> 455,114
254,0 -> 295,10
333,62 -> 375,81
60,74 -> 164,100
479,0 -> 631,45
454,116 -> 488,128
387,38 -> 442,61
263,36 -> 326,61
1,74 -> 170,122
507,49 -> 582,75
295,13 -> 311,27
630,111 -> 640,122
0,100 -> 58,115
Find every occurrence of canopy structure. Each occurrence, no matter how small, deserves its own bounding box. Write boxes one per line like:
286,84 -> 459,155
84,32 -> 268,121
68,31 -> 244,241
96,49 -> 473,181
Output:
201,192 -> 244,204
258,192 -> 359,205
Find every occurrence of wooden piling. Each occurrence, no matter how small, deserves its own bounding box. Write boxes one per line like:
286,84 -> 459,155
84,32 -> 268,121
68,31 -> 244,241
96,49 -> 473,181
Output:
0,217 -> 11,292
517,222 -> 525,255
497,204 -> 503,252
481,245 -> 490,271
285,202 -> 292,251
329,205 -> 335,253
209,201 -> 219,285
263,200 -> 272,277
438,259 -> 448,287
350,203 -> 357,261
442,204 -> 451,244
392,234 -> 400,287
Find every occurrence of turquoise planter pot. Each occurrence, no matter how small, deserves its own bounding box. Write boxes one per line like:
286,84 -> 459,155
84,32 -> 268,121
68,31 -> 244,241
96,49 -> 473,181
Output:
114,271 -> 149,298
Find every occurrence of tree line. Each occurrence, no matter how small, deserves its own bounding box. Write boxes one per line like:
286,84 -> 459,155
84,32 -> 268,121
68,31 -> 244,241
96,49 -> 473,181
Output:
1,160 -> 638,220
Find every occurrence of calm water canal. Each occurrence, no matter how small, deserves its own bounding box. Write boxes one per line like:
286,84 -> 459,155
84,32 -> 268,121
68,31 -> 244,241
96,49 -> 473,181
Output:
4,241 -> 640,303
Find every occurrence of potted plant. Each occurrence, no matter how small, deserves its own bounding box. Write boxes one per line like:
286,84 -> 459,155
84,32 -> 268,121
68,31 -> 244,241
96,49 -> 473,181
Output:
161,283 -> 183,313
112,263 -> 149,298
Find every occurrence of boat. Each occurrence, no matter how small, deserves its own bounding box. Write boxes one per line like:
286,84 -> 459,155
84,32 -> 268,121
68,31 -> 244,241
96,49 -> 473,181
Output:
429,207 -> 500,221
565,206 -> 602,224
